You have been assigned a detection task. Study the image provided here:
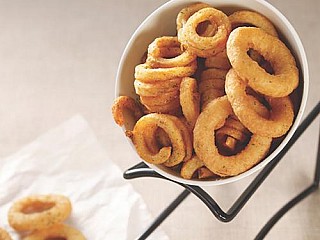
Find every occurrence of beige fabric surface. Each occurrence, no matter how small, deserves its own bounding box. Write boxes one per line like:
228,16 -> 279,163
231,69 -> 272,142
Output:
0,0 -> 319,239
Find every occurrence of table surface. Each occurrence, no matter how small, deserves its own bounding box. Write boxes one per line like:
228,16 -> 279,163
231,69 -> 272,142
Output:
0,0 -> 319,239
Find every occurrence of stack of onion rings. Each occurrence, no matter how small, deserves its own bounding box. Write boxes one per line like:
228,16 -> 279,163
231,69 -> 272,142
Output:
199,68 -> 227,109
134,37 -> 197,114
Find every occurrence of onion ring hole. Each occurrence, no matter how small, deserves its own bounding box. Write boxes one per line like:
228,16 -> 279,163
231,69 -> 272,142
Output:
22,201 -> 55,214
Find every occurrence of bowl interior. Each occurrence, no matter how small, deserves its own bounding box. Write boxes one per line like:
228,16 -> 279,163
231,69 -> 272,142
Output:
116,0 -> 309,186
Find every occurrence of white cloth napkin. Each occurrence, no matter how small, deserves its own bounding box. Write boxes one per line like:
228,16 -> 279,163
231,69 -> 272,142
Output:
0,115 -> 169,240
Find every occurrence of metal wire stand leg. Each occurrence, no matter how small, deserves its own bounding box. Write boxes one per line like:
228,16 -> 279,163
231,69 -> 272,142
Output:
255,126 -> 320,239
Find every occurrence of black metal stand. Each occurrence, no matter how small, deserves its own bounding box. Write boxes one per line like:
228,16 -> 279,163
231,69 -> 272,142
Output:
124,102 -> 320,240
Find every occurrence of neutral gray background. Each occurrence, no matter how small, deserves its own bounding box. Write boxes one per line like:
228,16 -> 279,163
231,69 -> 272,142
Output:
0,0 -> 319,239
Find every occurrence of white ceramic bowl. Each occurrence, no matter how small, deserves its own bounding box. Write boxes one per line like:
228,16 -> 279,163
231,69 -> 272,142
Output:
116,0 -> 309,186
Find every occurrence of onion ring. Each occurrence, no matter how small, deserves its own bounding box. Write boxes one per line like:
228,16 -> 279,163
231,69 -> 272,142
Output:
227,27 -> 299,97
8,194 -> 72,231
132,115 -> 172,164
146,36 -> 196,68
229,10 -> 278,37
135,61 -> 197,82
194,96 -> 272,176
141,115 -> 192,167
112,96 -> 144,127
225,69 -> 294,137
0,228 -> 12,240
132,114 -> 186,166
24,224 -> 86,240
180,77 -> 200,128
181,155 -> 204,179
179,7 -> 231,57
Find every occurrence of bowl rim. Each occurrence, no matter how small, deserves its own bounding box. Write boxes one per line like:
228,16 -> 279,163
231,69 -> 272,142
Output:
115,0 -> 309,186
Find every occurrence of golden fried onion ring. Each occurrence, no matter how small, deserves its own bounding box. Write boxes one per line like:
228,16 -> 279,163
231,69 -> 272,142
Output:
229,10 -> 278,37
142,116 -> 193,167
147,36 -> 196,68
132,114 -> 187,166
179,7 -> 231,57
0,228 -> 12,240
135,61 -> 197,82
227,27 -> 299,97
194,96 -> 272,176
225,69 -> 294,138
8,194 -> 72,231
180,77 -> 200,129
24,224 -> 86,240
112,96 -> 144,127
